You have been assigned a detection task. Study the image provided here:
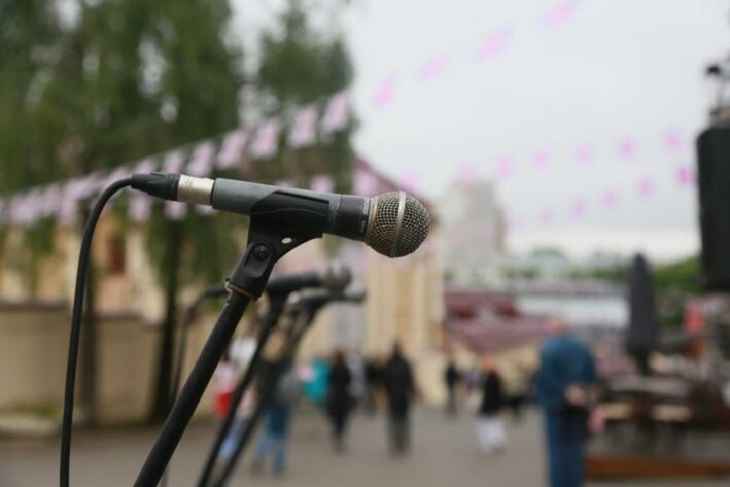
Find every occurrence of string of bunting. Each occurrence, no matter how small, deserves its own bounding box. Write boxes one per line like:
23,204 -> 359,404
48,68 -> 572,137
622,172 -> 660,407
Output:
0,91 -> 351,227
372,0 -> 582,110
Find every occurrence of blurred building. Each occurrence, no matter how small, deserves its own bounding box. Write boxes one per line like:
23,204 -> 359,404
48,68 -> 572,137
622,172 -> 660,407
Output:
439,179 -> 507,287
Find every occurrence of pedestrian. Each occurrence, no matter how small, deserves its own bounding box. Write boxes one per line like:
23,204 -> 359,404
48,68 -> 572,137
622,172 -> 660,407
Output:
213,351 -> 237,423
382,342 -> 416,456
506,364 -> 530,423
364,356 -> 382,415
537,319 -> 598,487
326,349 -> 354,453
476,356 -> 506,454
251,365 -> 301,477
444,358 -> 461,416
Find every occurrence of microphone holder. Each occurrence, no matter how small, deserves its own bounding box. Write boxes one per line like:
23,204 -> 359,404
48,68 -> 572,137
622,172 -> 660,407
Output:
134,217 -> 319,487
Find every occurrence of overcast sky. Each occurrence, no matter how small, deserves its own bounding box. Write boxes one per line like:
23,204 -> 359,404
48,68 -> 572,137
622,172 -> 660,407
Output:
235,0 -> 730,259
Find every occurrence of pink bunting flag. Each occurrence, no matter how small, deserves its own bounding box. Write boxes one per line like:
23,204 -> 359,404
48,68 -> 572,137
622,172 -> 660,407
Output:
399,169 -> 422,192
249,119 -> 280,159
187,142 -> 214,177
354,170 -> 379,196
41,183 -> 63,217
310,175 -> 335,193
479,28 -> 512,61
540,209 -> 554,224
676,165 -> 696,186
420,54 -> 449,80
571,197 -> 587,219
601,189 -> 620,208
618,137 -> 637,160
217,129 -> 248,169
544,1 -> 578,28
637,177 -> 655,197
373,75 -> 396,109
496,156 -> 513,179
130,194 -> 152,222
533,150 -> 550,170
663,129 -> 684,153
321,92 -> 350,134
575,144 -> 592,165
456,161 -> 480,183
289,105 -> 318,148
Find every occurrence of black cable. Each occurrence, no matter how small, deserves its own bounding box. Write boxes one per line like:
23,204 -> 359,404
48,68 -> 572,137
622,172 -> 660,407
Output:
60,178 -> 133,487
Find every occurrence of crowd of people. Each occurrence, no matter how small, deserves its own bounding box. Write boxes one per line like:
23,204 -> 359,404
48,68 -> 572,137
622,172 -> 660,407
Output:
214,321 -> 598,487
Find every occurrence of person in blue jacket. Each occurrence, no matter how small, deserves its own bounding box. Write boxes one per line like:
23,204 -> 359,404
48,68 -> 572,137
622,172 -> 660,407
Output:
537,319 -> 597,487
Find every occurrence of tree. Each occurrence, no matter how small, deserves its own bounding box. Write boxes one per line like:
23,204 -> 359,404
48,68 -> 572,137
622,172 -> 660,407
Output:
255,0 -> 355,192
0,0 -> 356,425
9,0 -> 244,423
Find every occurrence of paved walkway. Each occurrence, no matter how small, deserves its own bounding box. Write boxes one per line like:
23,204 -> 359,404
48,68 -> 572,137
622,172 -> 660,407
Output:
0,408 -> 726,486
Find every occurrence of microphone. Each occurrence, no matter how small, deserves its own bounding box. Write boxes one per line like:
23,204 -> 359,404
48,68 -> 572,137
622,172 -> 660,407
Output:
292,288 -> 367,309
266,266 -> 352,297
131,173 -> 431,257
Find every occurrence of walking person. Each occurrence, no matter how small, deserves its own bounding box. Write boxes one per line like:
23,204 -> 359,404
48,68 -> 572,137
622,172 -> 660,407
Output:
476,356 -> 506,454
537,319 -> 598,487
251,365 -> 301,477
444,358 -> 461,416
326,350 -> 354,453
382,343 -> 416,456
364,357 -> 382,415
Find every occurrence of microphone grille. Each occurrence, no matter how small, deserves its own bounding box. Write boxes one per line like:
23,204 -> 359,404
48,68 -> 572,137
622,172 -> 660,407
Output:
366,192 -> 431,257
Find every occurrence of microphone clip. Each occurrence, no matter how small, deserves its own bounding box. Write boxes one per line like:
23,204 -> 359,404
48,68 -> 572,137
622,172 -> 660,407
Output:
227,215 -> 319,300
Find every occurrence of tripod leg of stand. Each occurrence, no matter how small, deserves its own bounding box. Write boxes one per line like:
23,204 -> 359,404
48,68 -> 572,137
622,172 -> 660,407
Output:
210,361 -> 286,487
210,310 -> 317,487
196,305 -> 283,487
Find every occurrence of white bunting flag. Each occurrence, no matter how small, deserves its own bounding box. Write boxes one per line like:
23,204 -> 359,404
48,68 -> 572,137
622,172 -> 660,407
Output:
217,129 -> 247,169
310,175 -> 335,193
188,142 -> 214,177
41,183 -> 63,217
321,91 -> 350,134
250,119 -> 280,159
353,170 -> 379,196
288,105 -> 318,148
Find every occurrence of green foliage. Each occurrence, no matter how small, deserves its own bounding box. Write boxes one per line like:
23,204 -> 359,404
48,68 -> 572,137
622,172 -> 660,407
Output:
256,0 -> 355,188
654,255 -> 701,294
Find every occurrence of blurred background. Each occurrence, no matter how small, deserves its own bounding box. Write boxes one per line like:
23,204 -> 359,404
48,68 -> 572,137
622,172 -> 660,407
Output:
1,0 -> 730,486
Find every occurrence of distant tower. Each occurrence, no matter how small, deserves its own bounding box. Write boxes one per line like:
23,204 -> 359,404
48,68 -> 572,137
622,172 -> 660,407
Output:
439,179 -> 506,287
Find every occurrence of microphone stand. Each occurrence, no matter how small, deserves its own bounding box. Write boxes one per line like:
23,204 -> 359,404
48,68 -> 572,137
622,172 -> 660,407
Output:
208,296 -> 351,487
195,290 -> 291,487
133,218 -> 318,487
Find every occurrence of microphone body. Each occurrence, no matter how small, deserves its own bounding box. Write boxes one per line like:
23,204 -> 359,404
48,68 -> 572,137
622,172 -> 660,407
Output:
131,173 -> 430,258
266,267 -> 352,297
